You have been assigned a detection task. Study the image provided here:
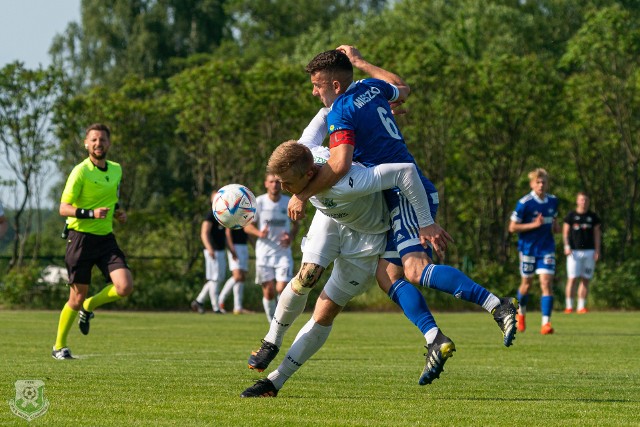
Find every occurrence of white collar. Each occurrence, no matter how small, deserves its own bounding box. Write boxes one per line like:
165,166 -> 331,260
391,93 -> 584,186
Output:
530,190 -> 547,204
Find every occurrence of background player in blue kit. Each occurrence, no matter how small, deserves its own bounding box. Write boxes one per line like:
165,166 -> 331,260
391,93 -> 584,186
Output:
287,45 -> 518,356
509,168 -> 561,334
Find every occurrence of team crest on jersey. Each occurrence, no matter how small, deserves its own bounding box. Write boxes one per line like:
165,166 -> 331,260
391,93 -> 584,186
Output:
319,198 -> 336,208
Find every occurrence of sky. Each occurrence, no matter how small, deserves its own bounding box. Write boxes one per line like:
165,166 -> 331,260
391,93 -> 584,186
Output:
0,0 -> 82,209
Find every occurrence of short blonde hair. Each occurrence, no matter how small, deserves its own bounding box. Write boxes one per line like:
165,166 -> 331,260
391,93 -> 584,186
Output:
528,168 -> 548,182
267,140 -> 314,177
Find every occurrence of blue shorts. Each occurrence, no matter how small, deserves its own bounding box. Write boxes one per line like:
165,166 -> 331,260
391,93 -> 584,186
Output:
519,252 -> 556,277
382,188 -> 439,266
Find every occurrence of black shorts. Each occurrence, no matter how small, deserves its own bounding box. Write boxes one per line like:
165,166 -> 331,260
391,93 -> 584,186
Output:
65,230 -> 129,285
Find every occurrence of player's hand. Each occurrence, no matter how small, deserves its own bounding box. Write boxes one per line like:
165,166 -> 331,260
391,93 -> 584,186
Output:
419,223 -> 454,259
94,207 -> 110,219
279,231 -> 291,248
533,213 -> 544,228
114,209 -> 127,224
207,249 -> 215,258
335,45 -> 364,66
564,246 -> 572,256
288,195 -> 307,221
389,100 -> 408,115
258,225 -> 269,239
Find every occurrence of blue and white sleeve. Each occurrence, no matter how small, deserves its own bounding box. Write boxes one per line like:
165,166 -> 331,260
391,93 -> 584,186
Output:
375,163 -> 433,227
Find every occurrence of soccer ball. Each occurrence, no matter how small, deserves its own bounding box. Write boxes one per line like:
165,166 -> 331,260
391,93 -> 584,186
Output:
212,184 -> 257,229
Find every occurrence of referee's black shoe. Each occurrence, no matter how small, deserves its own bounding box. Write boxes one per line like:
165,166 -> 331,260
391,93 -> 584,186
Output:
78,308 -> 94,335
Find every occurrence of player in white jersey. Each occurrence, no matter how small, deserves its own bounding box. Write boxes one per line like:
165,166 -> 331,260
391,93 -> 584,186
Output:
294,49 -> 517,353
244,174 -> 299,322
241,140 -> 443,397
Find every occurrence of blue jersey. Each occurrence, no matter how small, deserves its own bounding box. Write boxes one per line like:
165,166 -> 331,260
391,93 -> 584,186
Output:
510,191 -> 558,256
327,78 -> 437,195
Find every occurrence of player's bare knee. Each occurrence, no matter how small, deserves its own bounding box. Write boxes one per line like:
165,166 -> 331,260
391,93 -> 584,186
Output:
67,295 -> 84,310
403,260 -> 429,284
115,282 -> 133,297
399,252 -> 431,284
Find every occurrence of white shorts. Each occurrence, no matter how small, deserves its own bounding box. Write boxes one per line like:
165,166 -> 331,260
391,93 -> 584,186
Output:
204,249 -> 227,282
227,244 -> 249,271
301,212 -> 385,306
519,252 -> 556,277
566,249 -> 596,279
256,253 -> 293,284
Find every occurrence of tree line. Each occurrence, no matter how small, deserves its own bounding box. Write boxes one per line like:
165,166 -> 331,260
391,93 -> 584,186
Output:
1,0 -> 638,309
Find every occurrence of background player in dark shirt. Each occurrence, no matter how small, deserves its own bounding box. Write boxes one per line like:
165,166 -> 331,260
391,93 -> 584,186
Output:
191,190 -> 230,314
563,192 -> 602,313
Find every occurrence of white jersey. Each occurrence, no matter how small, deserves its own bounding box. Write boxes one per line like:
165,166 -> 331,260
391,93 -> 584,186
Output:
308,146 -> 433,234
253,194 -> 293,260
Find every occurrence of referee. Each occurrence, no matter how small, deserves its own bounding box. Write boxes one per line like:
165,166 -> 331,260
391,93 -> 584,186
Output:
52,123 -> 133,360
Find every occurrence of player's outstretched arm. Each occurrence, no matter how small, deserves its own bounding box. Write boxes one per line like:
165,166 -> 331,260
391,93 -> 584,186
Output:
375,162 -> 452,256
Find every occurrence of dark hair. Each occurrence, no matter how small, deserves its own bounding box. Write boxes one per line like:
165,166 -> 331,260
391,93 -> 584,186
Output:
305,49 -> 353,77
85,123 -> 111,139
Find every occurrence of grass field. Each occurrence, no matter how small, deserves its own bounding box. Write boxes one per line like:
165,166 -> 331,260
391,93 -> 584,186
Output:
0,309 -> 638,426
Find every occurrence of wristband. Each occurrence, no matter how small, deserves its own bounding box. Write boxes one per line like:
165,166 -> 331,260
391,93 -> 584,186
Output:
564,245 -> 570,250
76,208 -> 95,219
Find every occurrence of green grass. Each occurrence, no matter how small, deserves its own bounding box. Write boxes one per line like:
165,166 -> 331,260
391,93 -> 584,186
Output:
0,309 -> 638,426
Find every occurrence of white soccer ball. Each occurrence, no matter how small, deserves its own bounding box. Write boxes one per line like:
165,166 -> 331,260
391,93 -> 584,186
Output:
212,184 -> 257,229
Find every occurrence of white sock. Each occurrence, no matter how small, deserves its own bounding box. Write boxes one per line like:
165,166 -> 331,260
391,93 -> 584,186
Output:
542,315 -> 550,325
262,297 -> 276,322
196,281 -> 212,303
269,318 -> 332,389
424,327 -> 438,345
565,298 -> 573,309
577,298 -> 586,310
483,294 -> 501,313
208,281 -> 220,311
264,283 -> 309,347
233,281 -> 244,311
218,277 -> 235,308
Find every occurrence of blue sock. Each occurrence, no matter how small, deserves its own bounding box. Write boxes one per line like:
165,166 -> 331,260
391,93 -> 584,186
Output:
541,295 -> 554,317
420,264 -> 492,306
388,279 -> 437,335
517,290 -> 530,309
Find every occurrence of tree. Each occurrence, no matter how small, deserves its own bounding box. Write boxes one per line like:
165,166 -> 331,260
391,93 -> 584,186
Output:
49,0 -> 230,86
561,4 -> 640,260
0,62 -> 65,268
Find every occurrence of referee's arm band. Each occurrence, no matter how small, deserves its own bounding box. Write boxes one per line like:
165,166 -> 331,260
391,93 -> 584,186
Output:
76,208 -> 95,219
